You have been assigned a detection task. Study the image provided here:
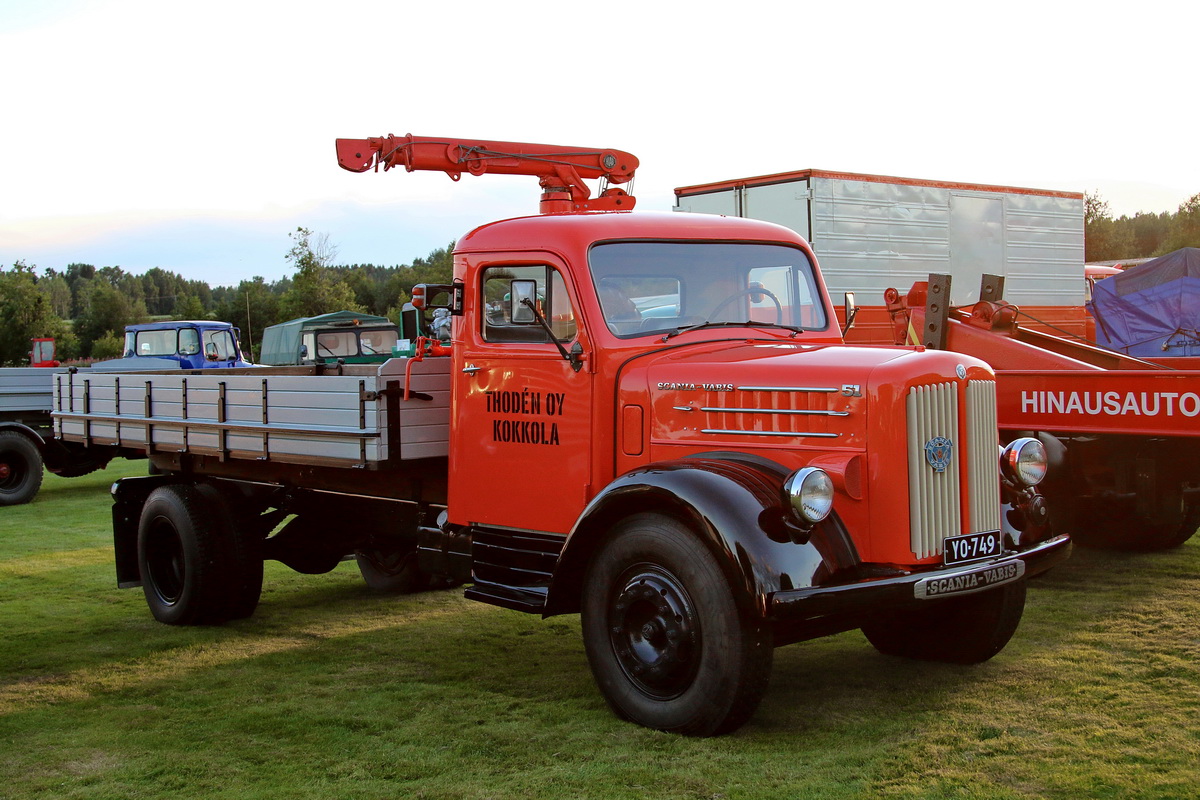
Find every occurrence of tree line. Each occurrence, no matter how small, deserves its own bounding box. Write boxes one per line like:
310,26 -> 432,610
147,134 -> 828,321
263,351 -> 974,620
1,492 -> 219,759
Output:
0,228 -> 453,367
1084,190 -> 1200,262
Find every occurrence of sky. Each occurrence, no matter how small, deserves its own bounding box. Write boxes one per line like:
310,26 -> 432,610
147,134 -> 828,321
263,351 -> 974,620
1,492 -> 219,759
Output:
1,0 -> 1196,288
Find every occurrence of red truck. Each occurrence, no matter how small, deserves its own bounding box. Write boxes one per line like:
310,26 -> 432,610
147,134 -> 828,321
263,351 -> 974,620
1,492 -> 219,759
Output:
52,135 -> 1069,735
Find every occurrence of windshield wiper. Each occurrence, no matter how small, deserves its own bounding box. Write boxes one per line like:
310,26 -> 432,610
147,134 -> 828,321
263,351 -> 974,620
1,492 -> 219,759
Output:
663,320 -> 806,340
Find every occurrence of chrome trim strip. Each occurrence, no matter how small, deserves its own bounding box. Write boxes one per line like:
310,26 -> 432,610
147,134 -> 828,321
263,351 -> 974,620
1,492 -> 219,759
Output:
700,406 -> 849,416
737,385 -> 839,393
701,428 -> 840,438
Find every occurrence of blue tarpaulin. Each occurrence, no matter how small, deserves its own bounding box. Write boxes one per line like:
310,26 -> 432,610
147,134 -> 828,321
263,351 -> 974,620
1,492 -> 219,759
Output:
1087,247 -> 1200,357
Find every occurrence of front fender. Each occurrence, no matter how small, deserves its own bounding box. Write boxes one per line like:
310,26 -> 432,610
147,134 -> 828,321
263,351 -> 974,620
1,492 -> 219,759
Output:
545,456 -> 861,619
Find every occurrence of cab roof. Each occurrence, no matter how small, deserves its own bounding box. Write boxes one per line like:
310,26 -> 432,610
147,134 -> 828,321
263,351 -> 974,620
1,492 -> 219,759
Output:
457,210 -> 811,254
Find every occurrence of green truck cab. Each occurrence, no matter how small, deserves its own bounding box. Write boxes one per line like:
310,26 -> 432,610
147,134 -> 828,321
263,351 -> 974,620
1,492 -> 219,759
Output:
259,311 -> 399,365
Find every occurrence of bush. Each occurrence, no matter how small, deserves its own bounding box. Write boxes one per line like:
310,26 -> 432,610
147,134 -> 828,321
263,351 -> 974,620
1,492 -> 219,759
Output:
89,330 -> 125,360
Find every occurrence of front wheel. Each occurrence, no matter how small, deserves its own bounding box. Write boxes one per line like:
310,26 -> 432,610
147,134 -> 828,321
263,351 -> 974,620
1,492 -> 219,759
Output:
581,513 -> 773,736
861,580 -> 1027,664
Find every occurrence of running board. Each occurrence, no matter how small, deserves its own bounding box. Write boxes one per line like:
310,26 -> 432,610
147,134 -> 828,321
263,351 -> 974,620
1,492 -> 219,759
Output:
464,582 -> 548,614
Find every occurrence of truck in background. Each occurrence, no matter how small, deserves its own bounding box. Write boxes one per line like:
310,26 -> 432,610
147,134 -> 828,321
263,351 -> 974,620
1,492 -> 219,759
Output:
888,274 -> 1200,550
92,320 -> 253,371
674,169 -> 1088,342
0,321 -> 251,506
54,134 -> 1069,736
259,311 -> 399,366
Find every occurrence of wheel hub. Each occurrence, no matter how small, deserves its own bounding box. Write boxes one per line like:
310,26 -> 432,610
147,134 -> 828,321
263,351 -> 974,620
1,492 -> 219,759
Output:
0,461 -> 11,482
608,568 -> 699,699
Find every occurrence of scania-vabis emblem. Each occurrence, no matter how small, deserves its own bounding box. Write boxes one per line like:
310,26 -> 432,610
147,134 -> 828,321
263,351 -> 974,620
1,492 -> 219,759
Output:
924,436 -> 954,473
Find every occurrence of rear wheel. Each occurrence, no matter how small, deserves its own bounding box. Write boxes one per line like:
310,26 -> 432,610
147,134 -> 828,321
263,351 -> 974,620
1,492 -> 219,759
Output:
581,513 -> 773,736
1070,501 -> 1200,551
137,484 -> 261,625
861,580 -> 1026,664
0,431 -> 43,506
355,545 -> 426,593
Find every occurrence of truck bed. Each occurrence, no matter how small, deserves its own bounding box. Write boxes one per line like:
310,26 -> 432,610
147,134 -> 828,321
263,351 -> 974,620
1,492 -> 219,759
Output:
52,358 -> 451,468
0,368 -> 55,416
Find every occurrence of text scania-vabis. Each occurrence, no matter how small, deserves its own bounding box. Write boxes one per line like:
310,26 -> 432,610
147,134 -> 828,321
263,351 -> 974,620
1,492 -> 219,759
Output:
54,135 -> 1069,736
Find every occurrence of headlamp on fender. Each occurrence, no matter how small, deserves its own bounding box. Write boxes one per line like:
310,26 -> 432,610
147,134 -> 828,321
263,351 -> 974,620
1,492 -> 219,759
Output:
783,467 -> 835,526
1001,437 -> 1048,487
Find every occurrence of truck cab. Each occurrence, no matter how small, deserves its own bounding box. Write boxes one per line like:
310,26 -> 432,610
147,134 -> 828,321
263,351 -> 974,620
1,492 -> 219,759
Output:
91,320 -> 251,371
259,311 -> 400,365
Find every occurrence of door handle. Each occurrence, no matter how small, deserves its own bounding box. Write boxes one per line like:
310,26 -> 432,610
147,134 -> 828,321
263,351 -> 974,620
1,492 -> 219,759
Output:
462,363 -> 482,375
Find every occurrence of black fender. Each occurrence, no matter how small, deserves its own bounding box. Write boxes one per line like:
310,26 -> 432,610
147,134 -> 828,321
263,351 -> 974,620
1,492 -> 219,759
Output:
0,421 -> 47,447
0,420 -> 115,474
544,455 -> 861,620
111,474 -> 183,587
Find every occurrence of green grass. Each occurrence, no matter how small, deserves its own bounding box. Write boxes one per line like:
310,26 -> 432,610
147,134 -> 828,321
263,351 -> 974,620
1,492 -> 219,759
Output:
2,462 -> 1198,799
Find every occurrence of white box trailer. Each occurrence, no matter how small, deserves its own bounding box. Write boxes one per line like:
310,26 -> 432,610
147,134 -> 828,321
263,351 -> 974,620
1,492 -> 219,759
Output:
674,170 -> 1086,340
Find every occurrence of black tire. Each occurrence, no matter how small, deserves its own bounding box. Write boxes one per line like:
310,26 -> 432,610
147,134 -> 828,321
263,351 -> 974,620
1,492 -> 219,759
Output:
0,431 -> 44,507
861,579 -> 1027,665
1070,501 -> 1200,551
355,546 -> 426,593
581,513 -> 773,736
137,484 -> 259,625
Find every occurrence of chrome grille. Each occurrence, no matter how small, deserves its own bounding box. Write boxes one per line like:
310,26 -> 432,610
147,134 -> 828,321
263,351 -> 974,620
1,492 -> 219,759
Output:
966,379 -> 1001,534
906,379 -> 1001,560
695,385 -> 847,440
907,383 -> 960,559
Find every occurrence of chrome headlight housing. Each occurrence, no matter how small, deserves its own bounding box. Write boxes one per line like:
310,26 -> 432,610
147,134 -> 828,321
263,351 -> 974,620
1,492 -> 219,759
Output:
782,467 -> 835,525
1001,437 -> 1048,487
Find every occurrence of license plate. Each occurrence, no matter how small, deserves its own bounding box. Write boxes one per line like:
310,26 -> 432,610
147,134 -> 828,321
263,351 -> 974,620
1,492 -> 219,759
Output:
915,559 -> 1025,599
943,530 -> 1003,566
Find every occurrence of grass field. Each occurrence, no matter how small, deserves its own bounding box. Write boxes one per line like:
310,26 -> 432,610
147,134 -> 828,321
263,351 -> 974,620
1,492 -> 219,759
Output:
1,461 -> 1198,799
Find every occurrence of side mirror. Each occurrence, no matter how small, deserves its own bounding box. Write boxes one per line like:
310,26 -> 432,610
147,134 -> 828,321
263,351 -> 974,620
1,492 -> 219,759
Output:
411,283 -> 463,315
299,344 -> 309,359
841,292 -> 859,336
510,280 -> 538,324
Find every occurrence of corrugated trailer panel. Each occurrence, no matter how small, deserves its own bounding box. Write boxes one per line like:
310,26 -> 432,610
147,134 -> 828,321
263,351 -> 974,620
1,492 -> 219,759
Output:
675,170 -> 1085,309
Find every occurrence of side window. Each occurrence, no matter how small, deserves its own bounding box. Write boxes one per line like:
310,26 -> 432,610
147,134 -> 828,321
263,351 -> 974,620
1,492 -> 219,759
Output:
179,329 -> 201,356
203,330 -> 235,359
482,265 -> 577,343
136,330 -> 181,356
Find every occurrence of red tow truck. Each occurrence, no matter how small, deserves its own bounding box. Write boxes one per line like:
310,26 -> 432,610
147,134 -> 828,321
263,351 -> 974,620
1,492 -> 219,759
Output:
53,135 -> 1069,735
888,275 -> 1200,550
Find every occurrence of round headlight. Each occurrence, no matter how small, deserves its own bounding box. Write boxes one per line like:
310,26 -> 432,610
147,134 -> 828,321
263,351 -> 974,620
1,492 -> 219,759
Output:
782,467 -> 835,524
1001,437 -> 1048,486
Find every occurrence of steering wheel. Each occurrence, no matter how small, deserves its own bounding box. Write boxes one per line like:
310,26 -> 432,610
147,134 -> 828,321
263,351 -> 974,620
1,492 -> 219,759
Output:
707,286 -> 783,325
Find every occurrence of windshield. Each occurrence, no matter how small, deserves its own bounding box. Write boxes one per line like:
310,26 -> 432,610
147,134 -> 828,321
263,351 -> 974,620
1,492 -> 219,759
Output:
589,241 -> 827,338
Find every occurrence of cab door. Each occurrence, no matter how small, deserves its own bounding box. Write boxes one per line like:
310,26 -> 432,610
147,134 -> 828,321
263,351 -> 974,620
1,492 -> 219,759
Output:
448,258 -> 593,534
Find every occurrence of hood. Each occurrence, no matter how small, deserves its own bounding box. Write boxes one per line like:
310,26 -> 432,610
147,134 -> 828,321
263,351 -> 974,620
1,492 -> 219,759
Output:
626,340 -> 982,453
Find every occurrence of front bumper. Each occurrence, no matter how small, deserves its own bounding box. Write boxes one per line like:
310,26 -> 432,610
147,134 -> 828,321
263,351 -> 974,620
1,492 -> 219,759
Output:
770,534 -> 1071,622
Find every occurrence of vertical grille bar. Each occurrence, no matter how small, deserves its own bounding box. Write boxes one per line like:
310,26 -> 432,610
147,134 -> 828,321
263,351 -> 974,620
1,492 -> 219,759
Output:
967,379 -> 1001,533
907,383 -> 960,559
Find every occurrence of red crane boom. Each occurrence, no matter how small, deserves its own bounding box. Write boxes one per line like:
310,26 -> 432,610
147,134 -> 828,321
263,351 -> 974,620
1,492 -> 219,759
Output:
335,134 -> 638,213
